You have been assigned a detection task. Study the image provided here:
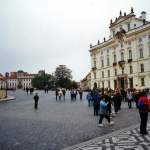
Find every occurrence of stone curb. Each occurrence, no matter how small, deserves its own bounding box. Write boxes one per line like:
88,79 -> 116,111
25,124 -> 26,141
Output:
0,95 -> 16,102
61,123 -> 141,150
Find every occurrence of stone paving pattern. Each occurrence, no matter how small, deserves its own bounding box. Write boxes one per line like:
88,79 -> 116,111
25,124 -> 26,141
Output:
0,90 -> 150,150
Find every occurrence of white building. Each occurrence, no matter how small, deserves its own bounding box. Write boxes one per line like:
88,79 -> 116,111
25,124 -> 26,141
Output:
1,70 -> 37,89
89,8 -> 150,90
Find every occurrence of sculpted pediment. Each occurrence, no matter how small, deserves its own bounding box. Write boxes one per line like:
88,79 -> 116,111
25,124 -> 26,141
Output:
137,44 -> 143,49
127,46 -> 132,50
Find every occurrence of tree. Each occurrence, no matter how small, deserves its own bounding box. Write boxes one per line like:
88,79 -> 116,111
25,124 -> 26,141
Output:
54,65 -> 72,88
32,73 -> 52,89
70,80 -> 78,89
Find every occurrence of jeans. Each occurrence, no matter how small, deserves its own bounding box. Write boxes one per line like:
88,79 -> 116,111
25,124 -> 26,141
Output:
114,102 -> 119,113
128,100 -> 132,108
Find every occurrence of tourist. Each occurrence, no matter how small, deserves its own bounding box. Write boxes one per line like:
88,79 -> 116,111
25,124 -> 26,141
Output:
126,90 -> 133,108
73,88 -> 77,100
33,93 -> 39,109
86,91 -> 92,107
58,89 -> 62,100
138,91 -> 150,135
79,88 -> 83,100
62,88 -> 66,100
93,90 -> 100,115
98,96 -> 114,126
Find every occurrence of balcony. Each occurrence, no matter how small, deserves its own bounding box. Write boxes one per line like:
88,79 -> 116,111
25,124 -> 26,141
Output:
118,60 -> 125,66
92,67 -> 97,70
113,62 -> 117,66
128,59 -> 132,63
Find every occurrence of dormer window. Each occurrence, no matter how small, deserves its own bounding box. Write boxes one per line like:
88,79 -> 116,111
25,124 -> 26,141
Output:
139,38 -> 142,42
128,24 -> 130,31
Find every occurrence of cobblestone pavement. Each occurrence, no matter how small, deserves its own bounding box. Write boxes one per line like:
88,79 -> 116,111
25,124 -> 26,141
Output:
0,90 -> 149,150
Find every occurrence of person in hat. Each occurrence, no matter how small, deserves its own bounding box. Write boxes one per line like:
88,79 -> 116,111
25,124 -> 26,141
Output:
98,96 -> 114,126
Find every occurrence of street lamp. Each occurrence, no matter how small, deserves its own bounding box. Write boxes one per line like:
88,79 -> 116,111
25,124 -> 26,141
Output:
5,72 -> 9,98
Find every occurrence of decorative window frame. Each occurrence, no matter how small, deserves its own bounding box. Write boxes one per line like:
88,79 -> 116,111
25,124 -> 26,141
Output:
138,44 -> 144,58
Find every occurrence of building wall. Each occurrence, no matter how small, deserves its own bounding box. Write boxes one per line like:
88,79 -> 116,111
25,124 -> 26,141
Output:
90,10 -> 150,90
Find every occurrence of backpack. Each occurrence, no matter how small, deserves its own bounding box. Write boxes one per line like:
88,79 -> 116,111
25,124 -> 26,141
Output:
138,100 -> 147,111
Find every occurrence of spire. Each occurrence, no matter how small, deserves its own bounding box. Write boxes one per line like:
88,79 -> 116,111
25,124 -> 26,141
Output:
98,40 -> 100,45
120,10 -> 122,16
104,37 -> 106,42
124,12 -> 126,16
116,17 -> 117,21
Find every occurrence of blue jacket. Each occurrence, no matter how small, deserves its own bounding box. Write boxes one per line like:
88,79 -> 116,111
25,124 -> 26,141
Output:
100,100 -> 108,114
93,92 -> 100,105
86,93 -> 92,101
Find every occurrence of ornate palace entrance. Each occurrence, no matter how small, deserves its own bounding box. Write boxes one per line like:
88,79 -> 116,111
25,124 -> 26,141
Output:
116,74 -> 128,89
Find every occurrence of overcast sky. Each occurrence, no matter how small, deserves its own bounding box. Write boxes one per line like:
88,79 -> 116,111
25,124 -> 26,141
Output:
0,0 -> 150,81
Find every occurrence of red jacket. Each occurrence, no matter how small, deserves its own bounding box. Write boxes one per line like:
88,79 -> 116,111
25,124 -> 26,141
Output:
138,96 -> 149,113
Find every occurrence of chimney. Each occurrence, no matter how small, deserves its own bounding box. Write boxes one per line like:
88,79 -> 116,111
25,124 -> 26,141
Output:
141,11 -> 146,20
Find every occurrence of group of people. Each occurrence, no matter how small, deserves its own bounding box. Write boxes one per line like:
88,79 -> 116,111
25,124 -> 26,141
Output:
24,87 -> 34,94
86,87 -> 150,134
55,87 -> 83,100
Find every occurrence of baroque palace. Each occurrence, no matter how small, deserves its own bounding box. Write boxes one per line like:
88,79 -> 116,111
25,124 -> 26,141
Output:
89,8 -> 150,90
0,70 -> 44,89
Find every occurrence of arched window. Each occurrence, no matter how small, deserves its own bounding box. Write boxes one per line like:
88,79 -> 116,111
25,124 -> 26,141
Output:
129,50 -> 132,59
114,55 -> 116,63
121,52 -> 124,61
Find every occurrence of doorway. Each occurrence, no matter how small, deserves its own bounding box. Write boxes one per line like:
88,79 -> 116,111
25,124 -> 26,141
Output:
121,78 -> 124,89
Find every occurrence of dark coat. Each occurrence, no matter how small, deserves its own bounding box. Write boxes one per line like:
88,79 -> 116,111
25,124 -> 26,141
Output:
34,95 -> 39,101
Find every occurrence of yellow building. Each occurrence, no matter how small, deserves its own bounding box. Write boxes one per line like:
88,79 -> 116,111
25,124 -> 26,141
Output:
89,8 -> 150,90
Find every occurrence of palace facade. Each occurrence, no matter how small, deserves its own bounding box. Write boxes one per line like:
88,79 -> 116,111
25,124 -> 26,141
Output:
0,70 -> 38,89
89,8 -> 150,90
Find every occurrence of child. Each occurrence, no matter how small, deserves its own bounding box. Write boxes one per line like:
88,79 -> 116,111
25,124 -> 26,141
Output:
86,91 -> 92,107
98,96 -> 114,126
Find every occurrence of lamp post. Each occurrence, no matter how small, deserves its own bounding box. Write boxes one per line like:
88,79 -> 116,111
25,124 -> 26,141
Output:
5,72 -> 9,98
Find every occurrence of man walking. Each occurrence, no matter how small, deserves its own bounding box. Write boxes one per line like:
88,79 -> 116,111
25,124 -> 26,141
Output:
33,93 -> 39,109
79,88 -> 83,100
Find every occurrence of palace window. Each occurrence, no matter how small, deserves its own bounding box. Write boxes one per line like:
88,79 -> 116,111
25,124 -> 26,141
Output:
139,38 -> 142,42
141,78 -> 145,86
108,70 -> 110,77
148,35 -> 150,39
102,71 -> 104,78
94,61 -> 96,68
121,44 -> 123,48
107,58 -> 110,66
101,60 -> 104,67
94,53 -> 96,58
94,73 -> 96,79
114,55 -> 116,63
107,49 -> 109,53
101,51 -> 103,55
122,68 -> 124,74
114,69 -> 117,76
139,49 -> 143,58
128,24 -> 130,31
128,41 -> 131,45
108,81 -> 110,88
140,64 -> 144,72
102,82 -> 104,88
130,66 -> 133,74
121,52 -> 124,61
129,50 -> 132,59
